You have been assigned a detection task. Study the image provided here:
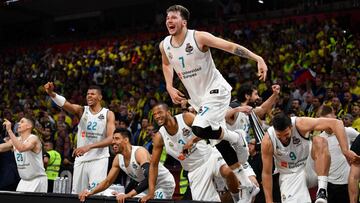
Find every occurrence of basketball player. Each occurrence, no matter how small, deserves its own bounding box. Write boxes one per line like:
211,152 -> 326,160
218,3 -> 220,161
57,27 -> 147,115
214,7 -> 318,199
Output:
221,84 -> 280,200
0,118 -> 47,192
319,105 -> 360,202
141,103 -> 243,203
349,134 -> 360,203
261,112 -> 360,203
160,5 -> 267,164
44,82 -> 115,194
79,128 -> 175,202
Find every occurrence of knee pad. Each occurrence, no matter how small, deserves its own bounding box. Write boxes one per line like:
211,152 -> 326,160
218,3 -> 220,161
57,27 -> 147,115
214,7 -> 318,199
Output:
191,125 -> 222,139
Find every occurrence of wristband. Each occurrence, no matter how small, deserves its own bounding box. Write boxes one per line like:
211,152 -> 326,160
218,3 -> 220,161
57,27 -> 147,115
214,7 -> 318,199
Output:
51,93 -> 66,107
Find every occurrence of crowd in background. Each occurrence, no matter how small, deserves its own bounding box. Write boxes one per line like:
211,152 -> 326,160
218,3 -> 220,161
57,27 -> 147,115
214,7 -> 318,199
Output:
0,13 -> 359,195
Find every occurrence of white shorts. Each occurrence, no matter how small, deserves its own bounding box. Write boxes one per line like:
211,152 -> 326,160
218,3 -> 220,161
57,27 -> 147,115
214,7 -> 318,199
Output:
72,158 -> 108,194
135,186 -> 175,199
192,85 -> 231,130
279,158 -> 317,203
188,148 -> 226,201
16,176 -> 47,192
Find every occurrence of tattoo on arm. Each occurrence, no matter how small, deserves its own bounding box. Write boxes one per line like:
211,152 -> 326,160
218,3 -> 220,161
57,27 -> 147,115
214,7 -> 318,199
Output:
234,46 -> 250,58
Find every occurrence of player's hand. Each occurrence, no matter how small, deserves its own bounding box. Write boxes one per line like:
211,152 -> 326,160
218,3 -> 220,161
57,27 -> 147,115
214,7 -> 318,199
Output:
140,193 -> 154,203
2,119 -> 12,132
73,146 -> 91,157
272,84 -> 280,95
344,150 -> 360,165
249,175 -> 260,187
113,192 -> 128,203
235,105 -> 253,115
78,189 -> 92,202
44,82 -> 56,97
166,86 -> 186,104
183,140 -> 194,155
257,58 -> 267,81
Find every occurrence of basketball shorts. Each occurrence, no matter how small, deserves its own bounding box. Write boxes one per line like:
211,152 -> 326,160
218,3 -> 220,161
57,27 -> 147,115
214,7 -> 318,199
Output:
188,148 -> 226,201
72,158 -> 108,194
16,175 -> 47,192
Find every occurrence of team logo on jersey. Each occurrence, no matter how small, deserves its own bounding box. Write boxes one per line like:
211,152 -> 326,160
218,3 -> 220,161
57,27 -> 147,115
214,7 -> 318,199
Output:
168,52 -> 173,60
169,142 -> 174,148
182,128 -> 191,137
132,162 -> 138,169
98,114 -> 105,120
292,137 -> 301,145
185,43 -> 193,55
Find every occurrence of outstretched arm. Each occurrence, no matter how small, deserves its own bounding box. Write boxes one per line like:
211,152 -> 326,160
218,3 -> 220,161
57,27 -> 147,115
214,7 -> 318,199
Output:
44,82 -> 84,118
3,119 -> 38,153
254,84 -> 280,119
225,105 -> 253,125
195,31 -> 267,81
296,117 -> 360,163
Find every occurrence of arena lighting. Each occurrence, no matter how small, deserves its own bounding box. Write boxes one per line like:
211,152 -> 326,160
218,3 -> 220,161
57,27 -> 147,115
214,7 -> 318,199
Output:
4,0 -> 19,5
258,0 -> 264,4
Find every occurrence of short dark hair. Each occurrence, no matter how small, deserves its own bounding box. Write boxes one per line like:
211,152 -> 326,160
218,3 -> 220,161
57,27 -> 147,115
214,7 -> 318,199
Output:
319,105 -> 333,117
237,84 -> 257,103
114,128 -> 131,140
88,85 -> 102,95
166,5 -> 190,21
153,102 -> 168,111
272,112 -> 292,131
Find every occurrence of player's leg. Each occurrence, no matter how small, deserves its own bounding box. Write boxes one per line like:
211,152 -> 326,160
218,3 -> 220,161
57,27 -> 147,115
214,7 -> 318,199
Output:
71,160 -> 87,194
311,136 -> 330,203
87,158 -> 108,195
279,170 -> 312,203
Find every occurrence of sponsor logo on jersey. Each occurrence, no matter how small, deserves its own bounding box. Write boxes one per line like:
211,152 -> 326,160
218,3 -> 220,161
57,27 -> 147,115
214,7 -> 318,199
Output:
182,128 -> 191,137
81,131 -> 86,138
132,162 -> 138,169
292,137 -> 301,145
185,43 -> 193,55
98,114 -> 105,120
280,161 -> 288,168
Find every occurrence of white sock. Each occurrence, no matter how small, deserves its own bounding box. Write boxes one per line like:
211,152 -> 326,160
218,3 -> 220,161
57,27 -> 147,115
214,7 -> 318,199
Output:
222,127 -> 238,143
230,192 -> 240,202
234,166 -> 252,187
317,176 -> 328,192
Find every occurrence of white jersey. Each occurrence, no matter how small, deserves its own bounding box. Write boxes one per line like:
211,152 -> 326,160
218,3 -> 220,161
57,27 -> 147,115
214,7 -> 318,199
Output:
227,110 -> 251,141
76,106 -> 110,162
159,114 -> 213,171
118,146 -> 173,186
268,117 -> 310,174
163,29 -> 232,111
319,127 -> 357,184
14,134 -> 46,180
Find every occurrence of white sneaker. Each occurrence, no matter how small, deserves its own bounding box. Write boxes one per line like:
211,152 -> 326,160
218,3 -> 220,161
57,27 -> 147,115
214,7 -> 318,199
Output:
238,184 -> 260,203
